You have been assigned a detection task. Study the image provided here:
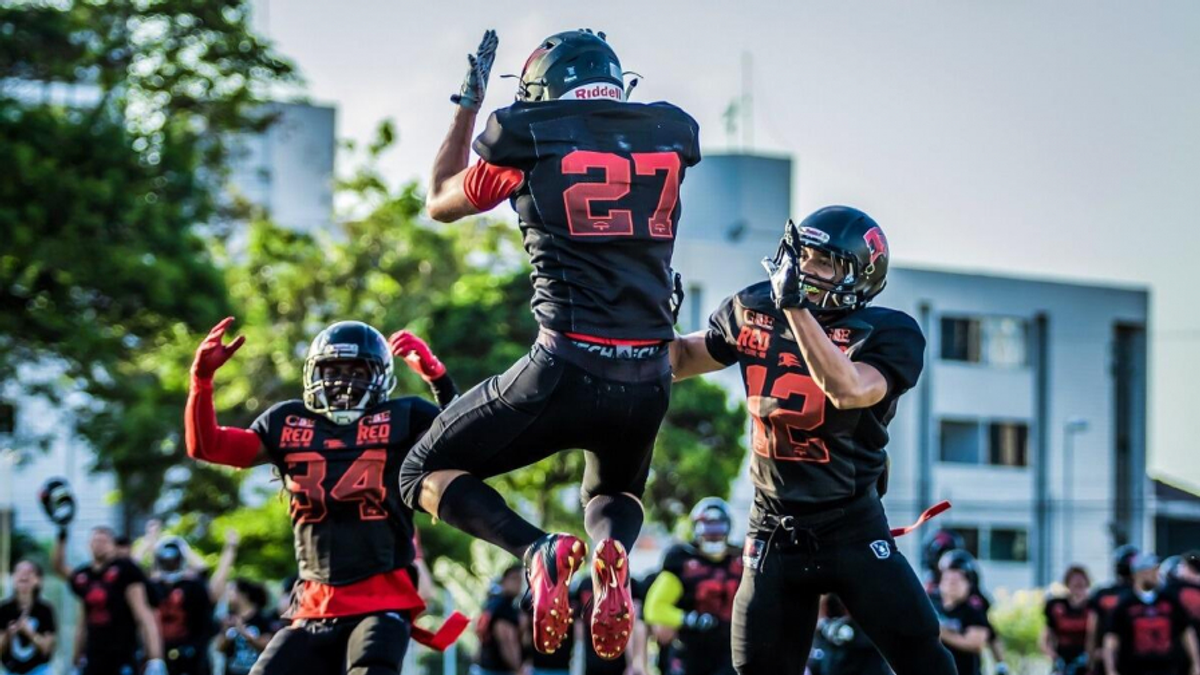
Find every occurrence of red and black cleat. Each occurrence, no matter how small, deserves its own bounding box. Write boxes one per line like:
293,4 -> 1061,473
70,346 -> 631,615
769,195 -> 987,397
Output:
525,532 -> 586,655
590,538 -> 634,660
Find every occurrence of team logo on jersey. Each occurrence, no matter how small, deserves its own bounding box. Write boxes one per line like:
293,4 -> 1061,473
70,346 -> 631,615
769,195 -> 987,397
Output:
104,566 -> 120,582
743,539 -> 766,571
736,326 -> 771,359
778,353 -> 802,369
742,310 -> 775,330
281,417 -> 315,449
864,226 -> 888,265
869,540 -> 891,560
356,418 -> 392,445
365,410 -> 391,424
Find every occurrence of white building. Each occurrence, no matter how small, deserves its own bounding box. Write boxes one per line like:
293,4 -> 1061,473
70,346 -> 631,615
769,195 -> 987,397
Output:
674,153 -> 1151,591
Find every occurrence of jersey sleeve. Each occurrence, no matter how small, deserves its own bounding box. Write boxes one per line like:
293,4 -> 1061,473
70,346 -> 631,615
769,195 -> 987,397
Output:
472,107 -> 536,170
705,294 -> 740,366
655,103 -> 702,168
856,311 -> 926,396
463,159 -> 524,212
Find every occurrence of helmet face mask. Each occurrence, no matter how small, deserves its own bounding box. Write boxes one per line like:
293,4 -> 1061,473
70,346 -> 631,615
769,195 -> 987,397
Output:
690,498 -> 733,560
778,206 -> 890,315
303,322 -> 396,425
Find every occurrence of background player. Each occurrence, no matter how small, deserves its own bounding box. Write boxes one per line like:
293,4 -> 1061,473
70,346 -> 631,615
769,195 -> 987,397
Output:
1103,553 -> 1200,675
644,497 -> 741,675
1089,545 -> 1141,673
401,28 -> 701,660
1041,565 -> 1092,675
670,207 -> 955,675
185,318 -> 466,674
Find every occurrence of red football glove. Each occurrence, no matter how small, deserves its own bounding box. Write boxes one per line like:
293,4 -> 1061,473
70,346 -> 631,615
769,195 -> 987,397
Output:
191,317 -> 246,380
389,330 -> 446,382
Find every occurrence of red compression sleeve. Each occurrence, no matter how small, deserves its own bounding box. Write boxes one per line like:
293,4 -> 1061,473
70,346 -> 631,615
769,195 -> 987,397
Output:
185,377 -> 262,468
463,159 -> 524,211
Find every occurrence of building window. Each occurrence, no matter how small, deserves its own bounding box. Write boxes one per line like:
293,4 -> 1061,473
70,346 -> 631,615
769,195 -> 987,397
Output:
989,528 -> 1029,562
989,422 -> 1029,467
940,418 -> 1029,467
940,420 -> 982,463
940,316 -> 1028,367
955,527 -> 981,559
0,401 -> 13,435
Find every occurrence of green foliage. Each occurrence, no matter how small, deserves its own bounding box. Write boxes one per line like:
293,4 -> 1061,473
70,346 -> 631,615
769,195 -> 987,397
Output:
0,0 -> 295,521
990,587 -> 1049,657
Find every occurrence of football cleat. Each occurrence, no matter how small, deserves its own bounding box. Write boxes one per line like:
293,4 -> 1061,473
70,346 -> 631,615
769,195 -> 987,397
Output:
525,533 -> 587,654
590,538 -> 634,660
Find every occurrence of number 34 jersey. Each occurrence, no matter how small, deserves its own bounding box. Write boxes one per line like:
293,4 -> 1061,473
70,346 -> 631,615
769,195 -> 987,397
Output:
705,281 -> 926,520
474,99 -> 701,340
250,397 -> 439,586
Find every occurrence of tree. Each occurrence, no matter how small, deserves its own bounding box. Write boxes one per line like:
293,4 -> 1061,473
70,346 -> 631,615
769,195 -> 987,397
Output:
0,0 -> 295,522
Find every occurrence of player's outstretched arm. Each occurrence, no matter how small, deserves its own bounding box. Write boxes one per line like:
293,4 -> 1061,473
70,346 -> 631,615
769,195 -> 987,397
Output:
389,330 -> 458,408
670,331 -> 729,382
185,317 -> 264,468
428,31 -> 498,223
782,307 -> 888,410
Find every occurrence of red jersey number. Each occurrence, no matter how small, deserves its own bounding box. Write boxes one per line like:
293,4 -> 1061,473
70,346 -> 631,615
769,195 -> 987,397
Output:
561,150 -> 681,238
286,451 -> 388,523
746,365 -> 830,462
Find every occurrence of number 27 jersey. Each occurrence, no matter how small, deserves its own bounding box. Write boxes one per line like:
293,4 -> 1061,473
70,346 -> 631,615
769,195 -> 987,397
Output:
250,396 -> 439,586
474,99 -> 701,340
705,281 -> 925,515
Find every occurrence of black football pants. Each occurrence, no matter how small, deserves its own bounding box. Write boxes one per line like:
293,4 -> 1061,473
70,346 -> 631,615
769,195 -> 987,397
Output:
249,612 -> 411,675
399,331 -> 672,510
732,497 -> 956,675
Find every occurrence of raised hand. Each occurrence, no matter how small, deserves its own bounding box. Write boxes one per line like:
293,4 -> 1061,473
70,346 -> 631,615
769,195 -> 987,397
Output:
191,317 -> 246,379
451,30 -> 499,111
388,330 -> 447,382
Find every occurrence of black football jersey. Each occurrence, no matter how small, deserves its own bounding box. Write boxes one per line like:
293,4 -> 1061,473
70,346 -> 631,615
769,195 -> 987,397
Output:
706,281 -> 925,522
69,558 -> 147,659
250,397 -> 440,585
150,576 -> 214,648
660,544 -> 743,626
1044,597 -> 1089,662
474,99 -> 701,340
1108,590 -> 1191,675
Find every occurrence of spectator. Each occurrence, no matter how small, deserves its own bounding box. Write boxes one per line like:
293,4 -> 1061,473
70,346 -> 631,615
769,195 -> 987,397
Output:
472,566 -> 524,675
1042,565 -> 1091,675
217,579 -> 278,675
0,560 -> 56,675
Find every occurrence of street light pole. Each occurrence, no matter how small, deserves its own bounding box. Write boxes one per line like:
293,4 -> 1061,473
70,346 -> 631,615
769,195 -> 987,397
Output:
1063,418 -> 1089,568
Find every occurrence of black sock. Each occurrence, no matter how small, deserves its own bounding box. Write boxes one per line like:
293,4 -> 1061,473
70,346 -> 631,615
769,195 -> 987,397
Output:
436,476 -> 546,559
584,494 -> 644,553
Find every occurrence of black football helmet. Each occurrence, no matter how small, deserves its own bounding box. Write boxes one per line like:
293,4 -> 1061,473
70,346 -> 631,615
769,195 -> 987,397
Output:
690,497 -> 733,559
303,321 -> 395,425
516,29 -> 624,102
938,549 -> 981,590
39,477 -> 76,527
769,206 -> 890,313
1113,544 -> 1140,580
923,527 -> 965,574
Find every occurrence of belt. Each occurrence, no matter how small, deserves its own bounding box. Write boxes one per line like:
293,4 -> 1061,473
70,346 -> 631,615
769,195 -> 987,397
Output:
536,329 -> 670,383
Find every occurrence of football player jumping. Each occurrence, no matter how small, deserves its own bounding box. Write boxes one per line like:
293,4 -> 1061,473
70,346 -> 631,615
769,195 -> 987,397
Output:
185,319 -> 467,674
670,207 -> 956,675
401,29 -> 701,661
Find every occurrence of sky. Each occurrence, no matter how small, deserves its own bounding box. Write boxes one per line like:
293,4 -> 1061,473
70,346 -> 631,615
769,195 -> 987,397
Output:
255,1 -> 1200,488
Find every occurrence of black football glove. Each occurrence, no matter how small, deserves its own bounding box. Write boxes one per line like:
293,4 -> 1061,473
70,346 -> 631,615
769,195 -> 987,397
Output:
762,221 -> 818,311
683,611 -> 717,632
450,30 -> 499,111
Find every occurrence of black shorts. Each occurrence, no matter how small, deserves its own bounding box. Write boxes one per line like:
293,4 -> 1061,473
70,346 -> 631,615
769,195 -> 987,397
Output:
399,330 -> 672,510
249,612 -> 411,675
732,493 -> 956,675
